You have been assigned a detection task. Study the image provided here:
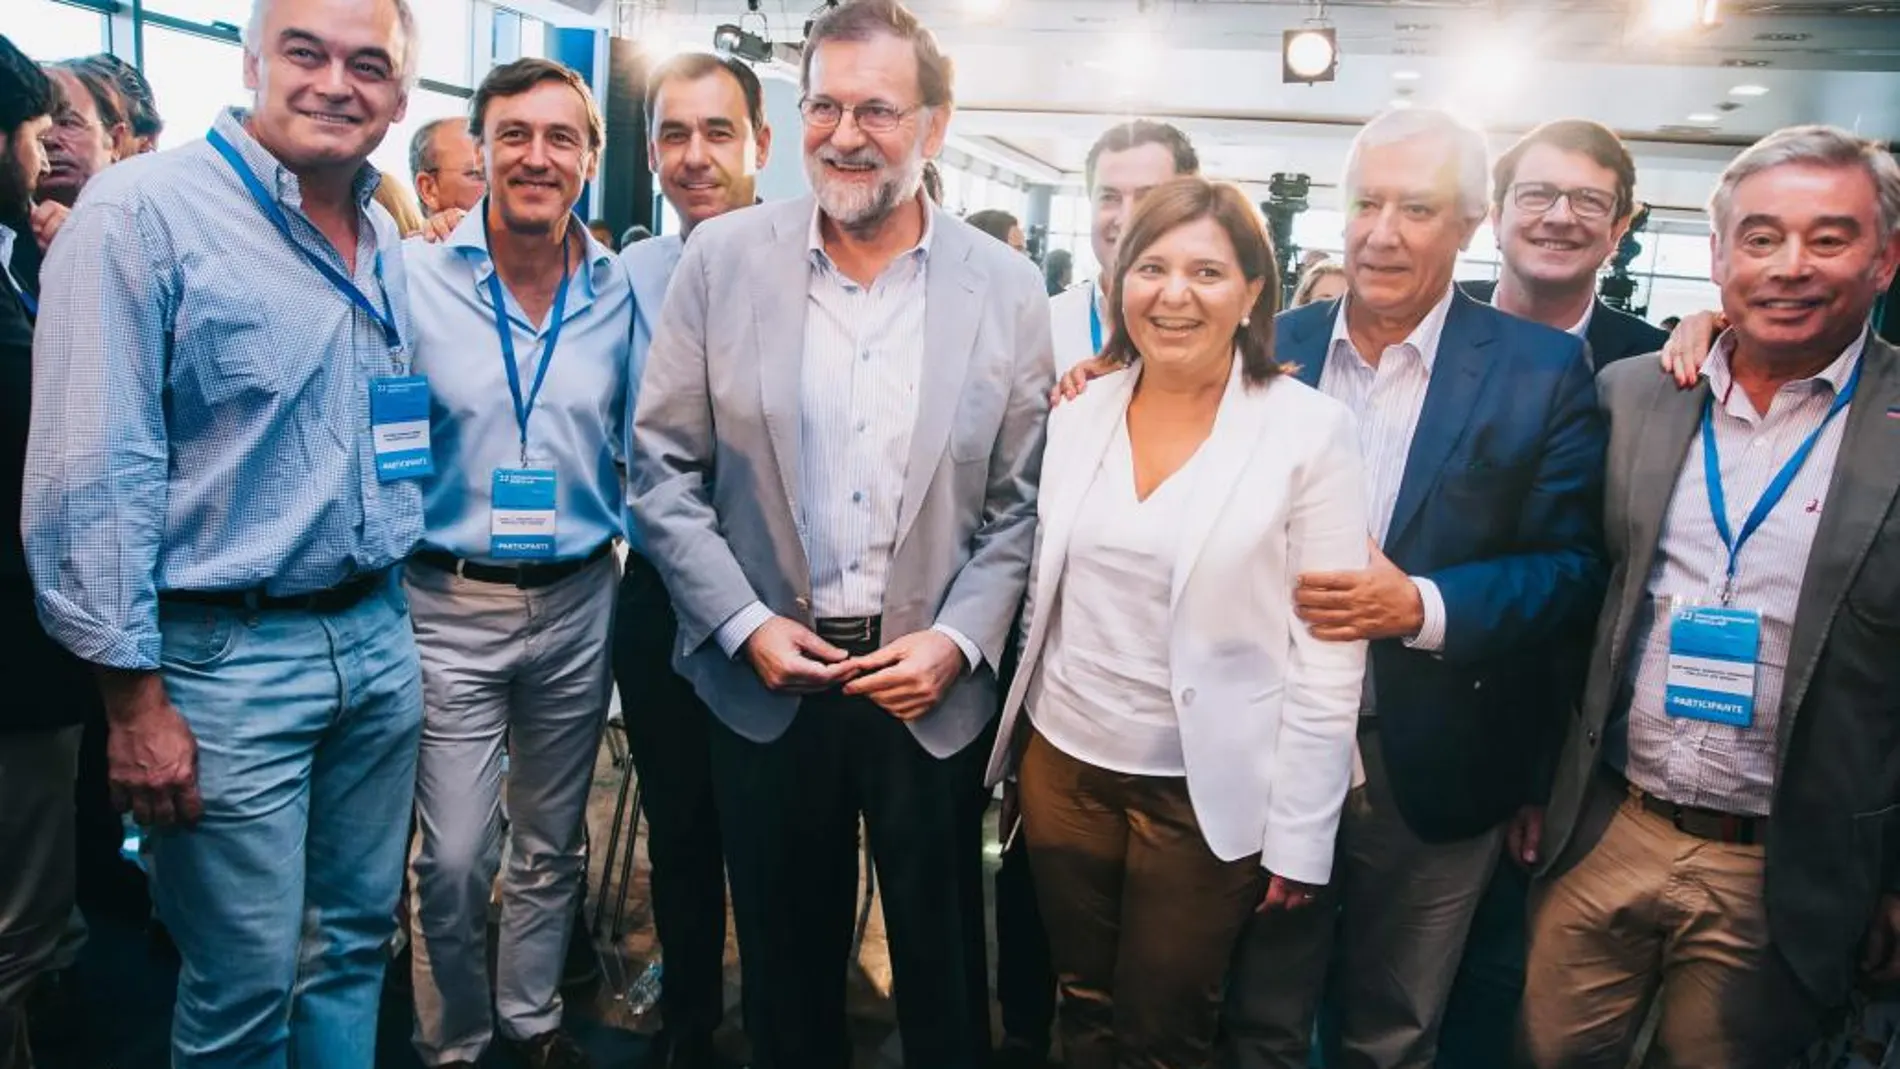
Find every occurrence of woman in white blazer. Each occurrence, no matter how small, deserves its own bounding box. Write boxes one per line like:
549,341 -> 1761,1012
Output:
984,177 -> 1368,1069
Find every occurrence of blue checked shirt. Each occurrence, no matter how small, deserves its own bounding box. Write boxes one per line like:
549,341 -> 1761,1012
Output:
407,208 -> 632,562
23,109 -> 424,670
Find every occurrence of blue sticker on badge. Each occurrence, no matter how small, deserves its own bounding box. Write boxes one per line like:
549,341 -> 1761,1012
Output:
491,468 -> 557,560
369,375 -> 434,481
1663,605 -> 1762,728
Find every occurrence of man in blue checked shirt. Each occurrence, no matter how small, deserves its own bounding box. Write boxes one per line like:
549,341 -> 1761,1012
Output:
21,0 -> 428,1065
398,59 -> 628,1069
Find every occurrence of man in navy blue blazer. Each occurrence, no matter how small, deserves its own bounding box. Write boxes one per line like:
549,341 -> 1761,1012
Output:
1219,108 -> 1608,1069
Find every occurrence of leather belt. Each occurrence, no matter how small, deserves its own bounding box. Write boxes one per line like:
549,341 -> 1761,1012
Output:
1616,772 -> 1765,845
814,616 -> 880,652
162,569 -> 389,614
411,541 -> 613,589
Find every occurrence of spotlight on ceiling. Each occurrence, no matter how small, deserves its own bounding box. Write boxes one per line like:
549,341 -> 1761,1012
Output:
1283,26 -> 1338,84
712,22 -> 773,63
1649,0 -> 1719,31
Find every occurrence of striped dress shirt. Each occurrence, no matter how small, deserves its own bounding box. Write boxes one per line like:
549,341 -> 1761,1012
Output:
22,109 -> 423,670
1316,287 -> 1452,652
1607,331 -> 1863,817
712,203 -> 978,668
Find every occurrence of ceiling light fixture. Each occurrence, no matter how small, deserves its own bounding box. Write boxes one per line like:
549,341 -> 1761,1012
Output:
715,0 -> 774,62
1392,69 -> 1421,81
1729,83 -> 1769,96
1649,0 -> 1719,31
1687,112 -> 1720,123
1284,26 -> 1338,83
964,0 -> 1005,17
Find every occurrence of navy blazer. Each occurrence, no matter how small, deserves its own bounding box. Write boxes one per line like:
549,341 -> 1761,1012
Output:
1459,279 -> 1670,372
1279,291 -> 1609,842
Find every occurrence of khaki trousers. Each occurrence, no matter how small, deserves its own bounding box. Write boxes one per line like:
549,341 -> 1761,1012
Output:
1020,730 -> 1265,1069
1522,783 -> 1823,1069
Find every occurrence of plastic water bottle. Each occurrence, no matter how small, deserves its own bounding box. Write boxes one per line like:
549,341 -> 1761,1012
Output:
626,957 -> 664,1016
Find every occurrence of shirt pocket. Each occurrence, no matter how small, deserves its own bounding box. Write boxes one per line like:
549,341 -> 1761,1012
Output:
171,286 -> 320,409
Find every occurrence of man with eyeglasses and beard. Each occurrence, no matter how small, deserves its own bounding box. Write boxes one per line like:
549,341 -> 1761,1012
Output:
630,1 -> 1053,1065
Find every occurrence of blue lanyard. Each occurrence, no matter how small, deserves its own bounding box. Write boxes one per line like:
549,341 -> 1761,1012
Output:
206,127 -> 403,359
1088,281 -> 1104,353
2,255 -> 32,320
1702,355 -> 1861,603
484,218 -> 574,467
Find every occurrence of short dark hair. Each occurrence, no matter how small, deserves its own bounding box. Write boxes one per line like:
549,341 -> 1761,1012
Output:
48,57 -> 126,133
77,53 -> 160,139
469,58 -> 604,151
645,52 -> 765,139
0,35 -> 55,136
1493,119 -> 1638,221
801,0 -> 954,109
964,208 -> 1019,244
408,117 -> 463,181
1100,176 -> 1285,386
1084,120 -> 1199,194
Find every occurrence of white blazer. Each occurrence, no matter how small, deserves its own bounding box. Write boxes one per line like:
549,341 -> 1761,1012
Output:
984,358 -> 1370,885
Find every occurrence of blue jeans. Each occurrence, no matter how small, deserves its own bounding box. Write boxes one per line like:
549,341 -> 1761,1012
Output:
147,579 -> 422,1069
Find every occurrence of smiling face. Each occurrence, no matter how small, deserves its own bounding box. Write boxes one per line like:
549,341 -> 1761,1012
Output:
1119,214 -> 1264,374
1343,133 -> 1480,323
479,77 -> 597,235
1090,140 -> 1183,282
1494,142 -> 1628,294
650,67 -> 769,234
801,32 -> 948,233
1714,160 -> 1900,366
242,0 -> 410,177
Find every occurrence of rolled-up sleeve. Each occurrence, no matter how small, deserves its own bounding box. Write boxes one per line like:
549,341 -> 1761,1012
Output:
23,197 -> 173,670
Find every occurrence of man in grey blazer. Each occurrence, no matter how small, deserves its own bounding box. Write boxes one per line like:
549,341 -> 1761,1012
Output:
1522,125 -> 1900,1069
629,2 -> 1053,1066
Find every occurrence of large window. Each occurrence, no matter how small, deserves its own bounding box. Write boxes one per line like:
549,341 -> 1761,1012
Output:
11,0 -> 109,61
139,26 -> 248,148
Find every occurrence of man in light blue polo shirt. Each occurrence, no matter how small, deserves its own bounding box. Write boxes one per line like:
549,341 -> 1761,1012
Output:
614,50 -> 769,1069
399,58 -> 629,1069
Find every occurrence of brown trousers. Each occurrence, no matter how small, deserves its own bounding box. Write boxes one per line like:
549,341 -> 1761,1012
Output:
1019,730 -> 1265,1069
1522,782 -> 1824,1069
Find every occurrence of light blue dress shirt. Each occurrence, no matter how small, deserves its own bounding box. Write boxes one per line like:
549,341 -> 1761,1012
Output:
406,205 -> 631,563
619,233 -> 685,553
23,109 -> 423,670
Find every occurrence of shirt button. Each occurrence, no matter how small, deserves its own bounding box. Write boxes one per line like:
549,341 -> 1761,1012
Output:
848,561 -> 860,573
860,351 -> 871,363
851,491 -> 864,503
1181,687 -> 1197,706
857,420 -> 867,432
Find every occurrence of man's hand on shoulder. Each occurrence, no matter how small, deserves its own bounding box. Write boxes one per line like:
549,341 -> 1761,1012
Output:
1658,310 -> 1722,390
1050,357 -> 1116,407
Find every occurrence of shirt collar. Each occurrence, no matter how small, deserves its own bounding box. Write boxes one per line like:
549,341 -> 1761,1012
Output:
451,197 -> 618,293
215,108 -> 382,211
1327,283 -> 1456,372
806,191 -> 935,269
1489,286 -> 1595,338
1703,325 -> 1867,415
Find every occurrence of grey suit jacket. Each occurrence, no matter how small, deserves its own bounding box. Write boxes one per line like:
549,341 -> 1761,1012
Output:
1540,334 -> 1900,1006
629,196 -> 1055,758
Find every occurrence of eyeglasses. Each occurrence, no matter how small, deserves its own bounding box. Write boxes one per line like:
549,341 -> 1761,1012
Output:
1511,182 -> 1619,221
425,167 -> 487,185
798,97 -> 920,133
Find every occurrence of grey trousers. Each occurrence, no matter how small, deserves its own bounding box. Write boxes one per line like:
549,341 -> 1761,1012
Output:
1222,730 -> 1501,1069
404,554 -> 616,1065
0,726 -> 83,1066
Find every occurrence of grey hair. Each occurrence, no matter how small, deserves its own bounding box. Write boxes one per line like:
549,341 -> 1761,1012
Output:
407,117 -> 459,181
1342,107 -> 1490,223
243,0 -> 422,92
1708,124 -> 1900,240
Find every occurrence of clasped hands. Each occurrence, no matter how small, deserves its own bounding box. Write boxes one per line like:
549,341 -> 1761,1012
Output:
1294,537 -> 1425,643
742,616 -> 966,720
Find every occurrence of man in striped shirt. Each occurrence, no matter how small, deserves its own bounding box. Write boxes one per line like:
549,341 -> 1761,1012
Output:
1525,125 -> 1900,1069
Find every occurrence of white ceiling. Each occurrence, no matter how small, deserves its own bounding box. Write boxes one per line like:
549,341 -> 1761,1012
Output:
643,0 -> 1900,211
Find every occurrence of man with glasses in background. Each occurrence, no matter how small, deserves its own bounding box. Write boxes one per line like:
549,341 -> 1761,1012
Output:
1438,118 -> 1670,1069
410,116 -> 486,215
